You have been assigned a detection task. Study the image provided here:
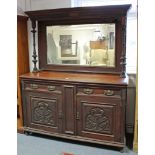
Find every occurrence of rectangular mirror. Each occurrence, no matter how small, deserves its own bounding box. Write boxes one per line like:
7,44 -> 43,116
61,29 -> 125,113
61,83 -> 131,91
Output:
46,24 -> 115,67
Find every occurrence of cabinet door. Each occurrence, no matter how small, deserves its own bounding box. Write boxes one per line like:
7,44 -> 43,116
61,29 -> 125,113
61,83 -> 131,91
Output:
76,95 -> 124,143
25,91 -> 62,133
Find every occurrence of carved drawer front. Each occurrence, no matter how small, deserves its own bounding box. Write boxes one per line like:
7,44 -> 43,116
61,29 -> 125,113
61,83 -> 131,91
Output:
76,96 -> 124,143
77,86 -> 121,97
24,82 -> 62,94
25,92 -> 62,133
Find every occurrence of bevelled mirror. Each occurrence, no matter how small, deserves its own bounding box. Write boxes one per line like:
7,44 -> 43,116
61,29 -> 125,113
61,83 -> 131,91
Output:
46,24 -> 115,67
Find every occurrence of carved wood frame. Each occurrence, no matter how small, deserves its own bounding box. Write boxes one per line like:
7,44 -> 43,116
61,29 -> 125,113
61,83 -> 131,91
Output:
25,5 -> 131,76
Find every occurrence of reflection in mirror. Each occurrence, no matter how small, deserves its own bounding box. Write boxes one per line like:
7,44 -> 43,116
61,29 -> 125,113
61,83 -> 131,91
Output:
47,24 -> 115,67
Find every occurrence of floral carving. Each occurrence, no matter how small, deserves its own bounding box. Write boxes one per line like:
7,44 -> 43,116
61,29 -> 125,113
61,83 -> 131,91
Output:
32,101 -> 56,126
85,107 -> 110,133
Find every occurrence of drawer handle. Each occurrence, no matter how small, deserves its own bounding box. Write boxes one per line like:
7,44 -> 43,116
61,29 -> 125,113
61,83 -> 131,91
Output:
48,86 -> 56,91
83,88 -> 93,94
30,84 -> 38,89
104,90 -> 114,96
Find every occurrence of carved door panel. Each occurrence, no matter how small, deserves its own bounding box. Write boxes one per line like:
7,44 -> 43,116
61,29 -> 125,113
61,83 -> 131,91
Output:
76,96 -> 124,143
25,92 -> 62,133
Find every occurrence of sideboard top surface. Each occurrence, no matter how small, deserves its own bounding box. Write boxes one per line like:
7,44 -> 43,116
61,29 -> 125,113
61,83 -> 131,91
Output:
20,71 -> 128,86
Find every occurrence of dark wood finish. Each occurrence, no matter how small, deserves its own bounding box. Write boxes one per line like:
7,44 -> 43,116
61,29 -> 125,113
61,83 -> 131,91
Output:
20,71 -> 128,148
63,85 -> 75,135
76,97 -> 122,142
17,15 -> 30,133
23,126 -> 124,147
20,5 -> 130,149
20,71 -> 128,86
25,5 -> 130,22
76,85 -> 126,144
120,16 -> 127,78
25,91 -> 62,133
25,5 -> 131,76
31,20 -> 38,72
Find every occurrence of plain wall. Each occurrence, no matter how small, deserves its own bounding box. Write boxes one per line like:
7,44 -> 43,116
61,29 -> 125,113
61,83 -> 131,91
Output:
17,0 -> 71,71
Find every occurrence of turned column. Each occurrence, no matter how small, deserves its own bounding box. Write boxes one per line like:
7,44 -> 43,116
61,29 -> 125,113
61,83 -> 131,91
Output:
31,20 -> 38,72
120,16 -> 127,78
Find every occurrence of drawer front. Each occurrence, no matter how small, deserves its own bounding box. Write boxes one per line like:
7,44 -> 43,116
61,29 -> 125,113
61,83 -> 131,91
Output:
24,82 -> 62,94
77,86 -> 121,97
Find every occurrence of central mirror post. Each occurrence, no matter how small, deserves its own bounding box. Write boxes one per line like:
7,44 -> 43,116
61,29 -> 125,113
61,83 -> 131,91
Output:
31,20 -> 38,72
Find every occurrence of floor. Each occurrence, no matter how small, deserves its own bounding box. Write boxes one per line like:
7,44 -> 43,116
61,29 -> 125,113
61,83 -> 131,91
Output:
17,133 -> 137,155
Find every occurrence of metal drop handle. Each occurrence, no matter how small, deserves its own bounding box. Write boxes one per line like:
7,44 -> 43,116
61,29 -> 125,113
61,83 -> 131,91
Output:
104,90 -> 114,96
48,86 -> 56,91
30,84 -> 38,89
83,88 -> 93,94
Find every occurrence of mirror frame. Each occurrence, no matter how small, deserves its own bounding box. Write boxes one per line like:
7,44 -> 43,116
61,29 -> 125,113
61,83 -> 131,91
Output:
25,5 -> 131,75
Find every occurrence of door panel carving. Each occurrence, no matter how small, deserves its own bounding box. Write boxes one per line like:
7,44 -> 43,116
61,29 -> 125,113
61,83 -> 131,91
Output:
85,107 -> 110,133
77,96 -> 122,142
82,102 -> 113,135
25,91 -> 62,133
22,78 -> 126,147
31,97 -> 57,127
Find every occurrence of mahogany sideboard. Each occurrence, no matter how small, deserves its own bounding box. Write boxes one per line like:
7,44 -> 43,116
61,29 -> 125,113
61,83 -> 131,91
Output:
20,71 -> 128,148
20,4 -> 131,149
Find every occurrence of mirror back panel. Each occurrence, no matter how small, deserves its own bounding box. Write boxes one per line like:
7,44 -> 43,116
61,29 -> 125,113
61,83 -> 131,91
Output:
25,5 -> 131,74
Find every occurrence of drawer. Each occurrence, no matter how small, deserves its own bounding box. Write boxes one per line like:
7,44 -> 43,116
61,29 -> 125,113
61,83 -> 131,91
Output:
77,87 -> 121,97
24,83 -> 62,94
